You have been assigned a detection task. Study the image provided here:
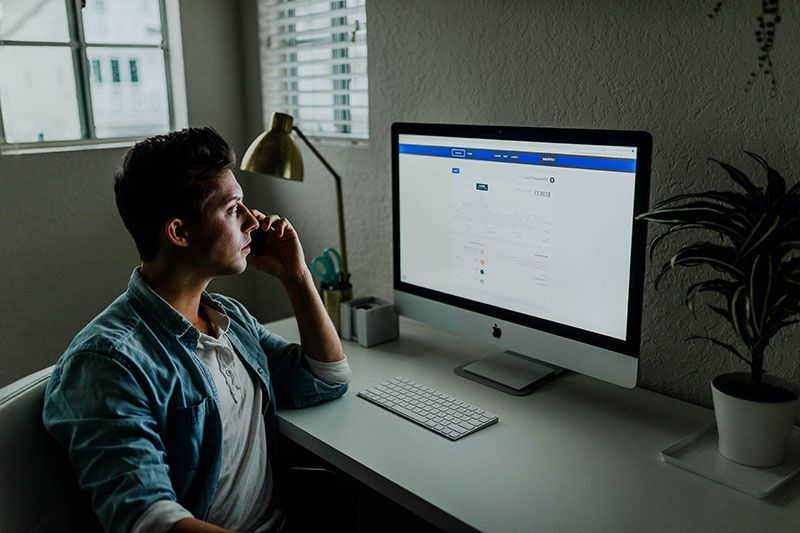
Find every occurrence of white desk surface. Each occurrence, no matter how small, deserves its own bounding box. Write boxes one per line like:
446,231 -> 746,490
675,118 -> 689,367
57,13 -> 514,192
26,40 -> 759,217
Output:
268,317 -> 800,532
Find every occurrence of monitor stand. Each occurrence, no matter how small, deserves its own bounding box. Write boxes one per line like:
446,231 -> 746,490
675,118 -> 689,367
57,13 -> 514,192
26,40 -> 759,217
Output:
454,351 -> 565,396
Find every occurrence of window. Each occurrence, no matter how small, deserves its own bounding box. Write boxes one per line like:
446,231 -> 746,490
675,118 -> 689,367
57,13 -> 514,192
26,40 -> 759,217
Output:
257,0 -> 368,140
0,0 -> 184,149
91,58 -> 102,83
111,58 -> 121,83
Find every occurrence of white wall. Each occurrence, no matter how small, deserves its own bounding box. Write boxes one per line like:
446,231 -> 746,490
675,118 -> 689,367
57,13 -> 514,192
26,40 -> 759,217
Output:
245,0 -> 800,407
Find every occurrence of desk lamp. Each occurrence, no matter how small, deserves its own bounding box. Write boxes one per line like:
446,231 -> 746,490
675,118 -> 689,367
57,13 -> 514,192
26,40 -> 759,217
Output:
240,112 -> 349,284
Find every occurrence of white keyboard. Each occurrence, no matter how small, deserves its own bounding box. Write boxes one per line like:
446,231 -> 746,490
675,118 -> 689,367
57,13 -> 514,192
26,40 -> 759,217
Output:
357,377 -> 499,440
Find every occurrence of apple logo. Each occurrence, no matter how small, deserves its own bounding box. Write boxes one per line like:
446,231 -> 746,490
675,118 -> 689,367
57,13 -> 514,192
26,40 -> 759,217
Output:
492,324 -> 502,339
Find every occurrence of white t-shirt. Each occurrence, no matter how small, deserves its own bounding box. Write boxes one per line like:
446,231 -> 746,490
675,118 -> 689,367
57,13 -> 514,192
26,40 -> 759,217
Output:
132,305 -> 351,533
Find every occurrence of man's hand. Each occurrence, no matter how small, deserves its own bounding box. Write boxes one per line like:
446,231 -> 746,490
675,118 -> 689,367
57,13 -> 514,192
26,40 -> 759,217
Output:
245,210 -> 345,363
246,210 -> 308,281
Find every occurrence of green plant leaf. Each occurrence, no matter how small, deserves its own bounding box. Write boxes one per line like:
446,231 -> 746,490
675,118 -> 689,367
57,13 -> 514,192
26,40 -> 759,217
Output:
685,279 -> 735,316
649,191 -> 757,213
636,205 -> 731,224
746,151 -> 786,204
647,224 -> 704,262
774,192 -> 800,213
710,158 -> 765,207
786,178 -> 800,197
707,303 -> 732,322
779,257 -> 800,279
663,242 -> 744,281
729,286 -> 752,348
768,285 -> 800,320
637,205 -> 749,245
652,264 -> 672,290
739,212 -> 780,259
774,241 -> 800,259
783,219 -> 800,241
748,254 -> 773,336
687,335 -> 750,366
770,293 -> 792,313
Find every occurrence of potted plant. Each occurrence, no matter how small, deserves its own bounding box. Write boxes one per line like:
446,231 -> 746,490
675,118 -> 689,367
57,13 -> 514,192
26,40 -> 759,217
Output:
637,152 -> 800,467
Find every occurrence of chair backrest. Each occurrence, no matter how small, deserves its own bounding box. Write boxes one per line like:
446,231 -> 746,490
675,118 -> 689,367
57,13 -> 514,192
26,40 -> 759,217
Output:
0,367 -> 96,533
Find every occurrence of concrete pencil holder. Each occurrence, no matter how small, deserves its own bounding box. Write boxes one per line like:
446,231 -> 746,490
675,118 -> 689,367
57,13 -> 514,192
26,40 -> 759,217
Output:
339,297 -> 399,347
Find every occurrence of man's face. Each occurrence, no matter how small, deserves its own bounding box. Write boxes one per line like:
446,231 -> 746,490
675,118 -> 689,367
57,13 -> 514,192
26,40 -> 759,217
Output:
184,170 -> 258,277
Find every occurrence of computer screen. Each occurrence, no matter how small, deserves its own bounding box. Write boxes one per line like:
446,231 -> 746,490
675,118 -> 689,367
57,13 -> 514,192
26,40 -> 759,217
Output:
392,123 -> 651,391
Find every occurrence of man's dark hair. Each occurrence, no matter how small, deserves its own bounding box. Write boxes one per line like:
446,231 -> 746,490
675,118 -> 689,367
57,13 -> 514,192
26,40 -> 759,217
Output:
114,127 -> 236,262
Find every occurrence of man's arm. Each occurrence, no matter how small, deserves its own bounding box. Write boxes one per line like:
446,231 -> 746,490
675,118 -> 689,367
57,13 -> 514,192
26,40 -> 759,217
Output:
246,211 -> 345,363
43,352 -> 180,533
169,518 -> 234,533
281,267 -> 345,362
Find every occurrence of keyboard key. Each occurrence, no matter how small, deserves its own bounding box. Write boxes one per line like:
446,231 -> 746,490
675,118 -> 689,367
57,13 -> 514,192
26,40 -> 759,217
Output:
393,404 -> 429,424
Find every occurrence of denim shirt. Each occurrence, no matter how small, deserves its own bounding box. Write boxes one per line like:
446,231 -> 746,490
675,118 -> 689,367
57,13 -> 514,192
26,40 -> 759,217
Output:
42,269 -> 347,533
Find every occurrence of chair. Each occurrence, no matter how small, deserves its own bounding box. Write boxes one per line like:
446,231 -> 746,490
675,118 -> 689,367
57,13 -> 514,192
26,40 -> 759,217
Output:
0,367 -> 93,533
0,368 -> 364,532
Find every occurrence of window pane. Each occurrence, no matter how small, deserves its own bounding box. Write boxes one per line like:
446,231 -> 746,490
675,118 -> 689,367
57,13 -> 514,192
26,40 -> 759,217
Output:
0,0 -> 70,42
82,0 -> 162,45
0,45 -> 81,143
87,46 -> 170,138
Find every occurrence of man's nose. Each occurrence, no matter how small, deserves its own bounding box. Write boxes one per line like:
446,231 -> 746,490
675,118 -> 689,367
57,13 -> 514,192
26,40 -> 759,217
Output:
242,206 -> 259,232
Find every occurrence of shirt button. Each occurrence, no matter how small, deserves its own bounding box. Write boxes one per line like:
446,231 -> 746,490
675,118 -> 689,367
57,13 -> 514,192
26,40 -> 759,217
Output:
257,368 -> 264,374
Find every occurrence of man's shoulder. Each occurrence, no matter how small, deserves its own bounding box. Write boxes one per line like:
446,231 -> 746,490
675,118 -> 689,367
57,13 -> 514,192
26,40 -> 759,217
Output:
62,292 -> 145,360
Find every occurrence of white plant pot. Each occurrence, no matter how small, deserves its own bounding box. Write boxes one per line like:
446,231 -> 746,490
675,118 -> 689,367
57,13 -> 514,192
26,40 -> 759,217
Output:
712,372 -> 800,468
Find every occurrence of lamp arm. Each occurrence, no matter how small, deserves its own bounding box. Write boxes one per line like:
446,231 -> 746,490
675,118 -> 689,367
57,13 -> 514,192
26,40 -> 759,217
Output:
292,126 -> 349,279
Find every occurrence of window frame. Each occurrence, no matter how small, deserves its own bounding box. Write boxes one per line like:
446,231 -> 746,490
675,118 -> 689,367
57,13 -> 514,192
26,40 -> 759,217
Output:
0,0 -> 187,155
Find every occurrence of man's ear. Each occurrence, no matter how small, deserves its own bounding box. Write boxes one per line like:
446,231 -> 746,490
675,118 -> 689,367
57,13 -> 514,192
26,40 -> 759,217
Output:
164,218 -> 190,248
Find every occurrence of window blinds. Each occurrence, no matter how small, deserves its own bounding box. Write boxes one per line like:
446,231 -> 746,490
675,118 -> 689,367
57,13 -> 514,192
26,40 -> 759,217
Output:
258,0 -> 368,139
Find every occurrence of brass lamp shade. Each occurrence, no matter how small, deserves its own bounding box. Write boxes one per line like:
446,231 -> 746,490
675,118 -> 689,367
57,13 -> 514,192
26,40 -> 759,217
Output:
240,111 -> 350,282
240,112 -> 304,181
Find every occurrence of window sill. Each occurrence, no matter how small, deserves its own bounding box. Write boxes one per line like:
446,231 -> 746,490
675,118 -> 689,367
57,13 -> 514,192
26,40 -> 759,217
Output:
1,139 -> 137,156
3,135 -> 368,156
302,136 -> 369,149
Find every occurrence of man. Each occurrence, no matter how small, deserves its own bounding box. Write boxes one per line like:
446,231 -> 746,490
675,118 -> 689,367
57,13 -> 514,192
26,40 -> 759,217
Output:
43,127 -> 351,532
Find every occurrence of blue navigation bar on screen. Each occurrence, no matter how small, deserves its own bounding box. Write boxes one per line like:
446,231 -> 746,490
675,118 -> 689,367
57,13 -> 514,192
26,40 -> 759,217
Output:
398,143 -> 636,173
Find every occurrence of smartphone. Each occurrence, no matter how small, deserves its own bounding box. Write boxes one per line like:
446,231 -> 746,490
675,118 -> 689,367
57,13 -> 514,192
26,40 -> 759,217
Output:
250,228 -> 269,256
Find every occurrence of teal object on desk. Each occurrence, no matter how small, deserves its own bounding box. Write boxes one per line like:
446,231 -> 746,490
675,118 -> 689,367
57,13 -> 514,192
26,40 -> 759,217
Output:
311,247 -> 342,287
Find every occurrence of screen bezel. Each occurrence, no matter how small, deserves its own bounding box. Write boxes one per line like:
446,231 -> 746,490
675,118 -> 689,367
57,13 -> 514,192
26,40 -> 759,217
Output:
392,122 -> 651,359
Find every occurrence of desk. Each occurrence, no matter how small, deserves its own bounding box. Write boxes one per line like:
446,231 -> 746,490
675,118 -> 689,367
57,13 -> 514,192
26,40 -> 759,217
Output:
269,317 -> 799,532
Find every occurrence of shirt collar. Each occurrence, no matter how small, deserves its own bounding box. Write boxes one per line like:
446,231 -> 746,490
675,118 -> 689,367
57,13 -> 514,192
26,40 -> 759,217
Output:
200,304 -> 231,340
126,268 -> 229,344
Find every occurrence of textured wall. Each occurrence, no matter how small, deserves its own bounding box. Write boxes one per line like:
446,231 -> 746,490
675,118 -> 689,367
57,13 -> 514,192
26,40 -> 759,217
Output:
248,0 -> 800,407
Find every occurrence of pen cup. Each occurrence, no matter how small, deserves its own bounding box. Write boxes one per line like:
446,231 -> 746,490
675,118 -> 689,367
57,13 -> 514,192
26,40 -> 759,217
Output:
321,284 -> 353,335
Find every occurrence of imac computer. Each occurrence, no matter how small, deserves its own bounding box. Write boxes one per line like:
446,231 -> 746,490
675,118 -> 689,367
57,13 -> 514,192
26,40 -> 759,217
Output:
392,123 -> 651,394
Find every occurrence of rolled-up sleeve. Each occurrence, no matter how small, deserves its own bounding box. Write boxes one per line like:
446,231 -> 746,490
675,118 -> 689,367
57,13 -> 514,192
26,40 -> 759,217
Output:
43,351 -> 177,533
304,355 -> 352,385
259,330 -> 349,408
131,500 -> 194,533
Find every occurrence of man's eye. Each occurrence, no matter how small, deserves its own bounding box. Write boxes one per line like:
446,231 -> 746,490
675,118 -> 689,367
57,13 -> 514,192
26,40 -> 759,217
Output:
230,206 -> 238,214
